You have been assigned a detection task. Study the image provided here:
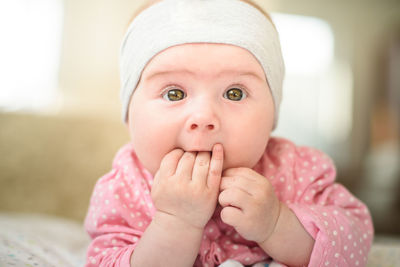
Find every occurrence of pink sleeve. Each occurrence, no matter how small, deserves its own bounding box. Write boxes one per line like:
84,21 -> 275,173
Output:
284,146 -> 374,267
84,147 -> 154,267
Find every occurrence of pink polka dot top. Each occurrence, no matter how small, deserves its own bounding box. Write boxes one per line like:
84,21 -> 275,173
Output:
84,137 -> 373,267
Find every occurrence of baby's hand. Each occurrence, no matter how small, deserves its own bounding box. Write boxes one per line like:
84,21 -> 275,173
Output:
219,168 -> 281,244
151,144 -> 224,230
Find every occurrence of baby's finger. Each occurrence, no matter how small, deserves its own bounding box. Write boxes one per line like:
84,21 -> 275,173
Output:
158,149 -> 184,177
192,151 -> 211,186
207,144 -> 224,189
218,187 -> 250,209
220,206 -> 243,228
223,167 -> 258,182
175,151 -> 196,179
220,176 -> 255,196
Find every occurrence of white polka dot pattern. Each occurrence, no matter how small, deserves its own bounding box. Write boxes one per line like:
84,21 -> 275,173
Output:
84,137 -> 373,267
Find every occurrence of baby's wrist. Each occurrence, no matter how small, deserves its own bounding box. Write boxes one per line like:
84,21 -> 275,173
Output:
153,211 -> 205,235
256,202 -> 315,266
258,201 -> 285,248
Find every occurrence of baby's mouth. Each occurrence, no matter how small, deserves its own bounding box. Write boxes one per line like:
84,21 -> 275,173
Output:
184,149 -> 212,155
180,141 -> 220,156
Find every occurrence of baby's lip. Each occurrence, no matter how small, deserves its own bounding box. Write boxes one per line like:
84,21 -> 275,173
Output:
183,149 -> 212,153
180,141 -> 220,154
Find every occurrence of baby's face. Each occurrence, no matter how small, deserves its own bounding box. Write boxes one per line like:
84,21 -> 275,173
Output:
127,43 -> 274,176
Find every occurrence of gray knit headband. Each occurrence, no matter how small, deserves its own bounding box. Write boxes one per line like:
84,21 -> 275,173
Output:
120,0 -> 285,128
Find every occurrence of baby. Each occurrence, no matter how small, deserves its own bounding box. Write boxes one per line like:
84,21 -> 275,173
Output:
84,0 -> 373,266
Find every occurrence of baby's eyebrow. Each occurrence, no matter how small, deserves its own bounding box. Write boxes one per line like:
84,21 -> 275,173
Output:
145,68 -> 265,82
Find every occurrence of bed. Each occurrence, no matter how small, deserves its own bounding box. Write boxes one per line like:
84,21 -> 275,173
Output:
1,212 -> 399,267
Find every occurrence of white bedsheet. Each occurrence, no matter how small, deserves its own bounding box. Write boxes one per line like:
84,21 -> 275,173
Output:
0,213 -> 89,267
0,213 -> 399,267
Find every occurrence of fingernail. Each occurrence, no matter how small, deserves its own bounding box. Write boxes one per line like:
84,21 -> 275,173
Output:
214,143 -> 222,152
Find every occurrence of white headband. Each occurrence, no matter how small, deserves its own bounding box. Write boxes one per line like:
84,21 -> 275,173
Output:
120,0 -> 285,128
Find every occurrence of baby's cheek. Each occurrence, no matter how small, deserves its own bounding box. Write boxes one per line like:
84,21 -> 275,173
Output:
224,140 -> 267,169
131,140 -> 160,176
146,158 -> 162,177
145,151 -> 166,176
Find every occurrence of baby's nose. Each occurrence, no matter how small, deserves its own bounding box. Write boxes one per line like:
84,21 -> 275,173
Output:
185,108 -> 220,133
190,122 -> 215,131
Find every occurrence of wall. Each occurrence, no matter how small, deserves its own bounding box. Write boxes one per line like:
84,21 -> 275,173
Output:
0,113 -> 129,221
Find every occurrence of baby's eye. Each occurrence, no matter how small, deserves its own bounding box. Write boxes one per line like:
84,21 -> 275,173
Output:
162,88 -> 186,101
223,87 -> 247,101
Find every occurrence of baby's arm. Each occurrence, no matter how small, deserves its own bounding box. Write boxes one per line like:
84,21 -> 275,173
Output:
131,145 -> 224,266
129,211 -> 204,266
219,139 -> 373,266
258,202 -> 314,266
84,144 -> 224,267
284,146 -> 374,267
272,143 -> 374,266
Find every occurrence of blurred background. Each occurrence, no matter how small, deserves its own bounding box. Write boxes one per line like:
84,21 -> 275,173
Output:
0,0 -> 399,238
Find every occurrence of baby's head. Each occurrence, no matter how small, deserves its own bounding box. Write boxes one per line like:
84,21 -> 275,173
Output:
120,0 -> 285,175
